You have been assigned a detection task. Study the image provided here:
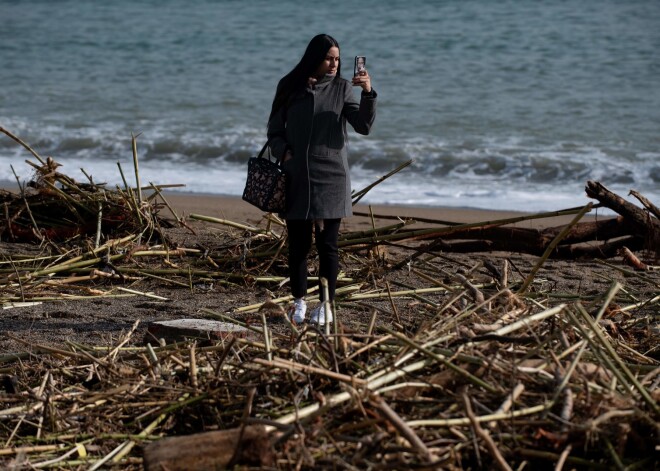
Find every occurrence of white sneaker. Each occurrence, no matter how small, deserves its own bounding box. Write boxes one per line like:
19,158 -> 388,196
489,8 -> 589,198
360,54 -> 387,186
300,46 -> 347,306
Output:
289,298 -> 307,324
310,303 -> 333,326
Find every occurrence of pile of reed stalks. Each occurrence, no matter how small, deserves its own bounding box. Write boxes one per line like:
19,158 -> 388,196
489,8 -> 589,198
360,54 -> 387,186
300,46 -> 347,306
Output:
1,260 -> 658,469
1,128 -> 184,245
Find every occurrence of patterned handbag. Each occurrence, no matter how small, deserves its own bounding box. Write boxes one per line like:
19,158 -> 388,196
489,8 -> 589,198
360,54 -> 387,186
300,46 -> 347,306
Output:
242,141 -> 286,213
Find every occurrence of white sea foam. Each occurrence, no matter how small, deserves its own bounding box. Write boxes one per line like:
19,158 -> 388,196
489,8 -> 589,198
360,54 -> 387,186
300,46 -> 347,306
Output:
1,122 -> 658,213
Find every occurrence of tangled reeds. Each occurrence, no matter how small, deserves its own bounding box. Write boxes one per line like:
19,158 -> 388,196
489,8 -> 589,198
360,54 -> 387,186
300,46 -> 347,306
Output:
1,270 -> 658,469
0,127 -> 184,246
1,127 -> 659,469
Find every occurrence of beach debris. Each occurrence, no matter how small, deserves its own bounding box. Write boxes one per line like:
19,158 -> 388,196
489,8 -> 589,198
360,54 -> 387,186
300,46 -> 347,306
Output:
146,319 -> 250,344
629,189 -> 660,219
0,126 -> 185,244
142,425 -> 274,470
1,126 -> 659,469
619,246 -> 649,270
586,180 -> 660,256
1,273 -> 658,469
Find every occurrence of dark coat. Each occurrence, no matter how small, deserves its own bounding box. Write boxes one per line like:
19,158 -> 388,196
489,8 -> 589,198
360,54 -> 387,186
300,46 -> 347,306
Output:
267,76 -> 377,220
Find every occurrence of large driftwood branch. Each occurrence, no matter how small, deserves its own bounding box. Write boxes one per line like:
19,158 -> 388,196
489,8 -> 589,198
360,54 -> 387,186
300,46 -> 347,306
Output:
389,182 -> 657,259
540,217 -> 629,244
400,216 -> 632,258
586,181 -> 659,254
585,181 -> 657,230
433,218 -> 631,248
629,190 -> 660,220
430,235 -> 643,259
553,236 -> 644,259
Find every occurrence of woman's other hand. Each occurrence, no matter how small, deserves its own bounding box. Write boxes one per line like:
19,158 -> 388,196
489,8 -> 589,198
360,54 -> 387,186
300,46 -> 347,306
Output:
352,69 -> 371,93
283,149 -> 293,162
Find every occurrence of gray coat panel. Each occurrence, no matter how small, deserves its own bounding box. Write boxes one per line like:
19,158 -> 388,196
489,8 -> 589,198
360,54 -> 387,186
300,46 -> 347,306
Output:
267,76 -> 377,220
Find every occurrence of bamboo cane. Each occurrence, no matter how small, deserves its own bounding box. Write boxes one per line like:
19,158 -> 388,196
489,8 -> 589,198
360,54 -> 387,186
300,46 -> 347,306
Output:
271,358 -> 430,428
189,213 -> 270,234
517,203 -> 593,294
351,159 -> 413,205
10,164 -> 43,240
371,393 -> 435,462
115,287 -> 168,301
407,402 -> 552,428
131,133 -> 143,205
337,220 -> 412,241
576,303 -> 660,415
462,392 -> 513,471
0,126 -> 46,164
380,325 -> 498,393
94,201 -> 103,248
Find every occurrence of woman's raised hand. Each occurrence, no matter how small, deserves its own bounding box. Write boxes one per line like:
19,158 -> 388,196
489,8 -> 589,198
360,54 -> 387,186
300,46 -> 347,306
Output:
352,70 -> 371,93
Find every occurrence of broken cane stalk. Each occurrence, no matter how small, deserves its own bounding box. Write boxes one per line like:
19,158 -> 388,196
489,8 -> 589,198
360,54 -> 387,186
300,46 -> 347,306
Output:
351,159 -> 413,205
518,203 -> 593,295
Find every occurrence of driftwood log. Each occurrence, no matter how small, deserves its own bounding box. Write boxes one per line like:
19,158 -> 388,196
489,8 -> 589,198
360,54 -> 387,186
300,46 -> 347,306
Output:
142,425 -> 274,471
585,181 -> 656,231
390,182 -> 658,260
586,181 -> 660,253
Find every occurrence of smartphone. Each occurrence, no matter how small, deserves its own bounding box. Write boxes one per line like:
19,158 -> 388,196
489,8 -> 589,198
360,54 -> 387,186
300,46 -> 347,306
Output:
354,56 -> 366,76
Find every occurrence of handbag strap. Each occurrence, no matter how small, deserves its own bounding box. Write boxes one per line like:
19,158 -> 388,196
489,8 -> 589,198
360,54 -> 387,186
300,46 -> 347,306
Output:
257,141 -> 270,159
258,139 -> 280,164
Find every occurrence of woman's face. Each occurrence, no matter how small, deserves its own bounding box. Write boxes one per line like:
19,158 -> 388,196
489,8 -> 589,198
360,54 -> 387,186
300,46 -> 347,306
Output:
315,47 -> 340,77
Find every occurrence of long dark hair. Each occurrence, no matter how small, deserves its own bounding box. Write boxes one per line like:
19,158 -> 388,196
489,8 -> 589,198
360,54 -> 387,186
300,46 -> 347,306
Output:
268,34 -> 341,123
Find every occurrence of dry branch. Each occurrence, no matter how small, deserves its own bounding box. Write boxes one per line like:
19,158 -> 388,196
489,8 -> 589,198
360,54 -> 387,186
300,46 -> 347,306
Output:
586,180 -> 660,254
630,189 -> 660,219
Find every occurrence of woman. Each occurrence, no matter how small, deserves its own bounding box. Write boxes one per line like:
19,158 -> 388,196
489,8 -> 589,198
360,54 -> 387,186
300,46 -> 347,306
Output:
267,34 -> 377,325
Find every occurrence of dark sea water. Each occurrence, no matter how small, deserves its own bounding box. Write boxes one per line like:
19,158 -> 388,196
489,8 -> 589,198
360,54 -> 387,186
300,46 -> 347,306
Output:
1,0 -> 658,212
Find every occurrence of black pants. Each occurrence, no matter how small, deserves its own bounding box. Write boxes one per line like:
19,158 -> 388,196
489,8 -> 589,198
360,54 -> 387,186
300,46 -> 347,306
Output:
286,219 -> 341,302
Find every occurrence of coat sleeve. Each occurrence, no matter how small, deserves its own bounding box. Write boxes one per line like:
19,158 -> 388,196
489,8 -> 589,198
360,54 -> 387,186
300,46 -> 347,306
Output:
342,83 -> 377,135
266,82 -> 289,161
